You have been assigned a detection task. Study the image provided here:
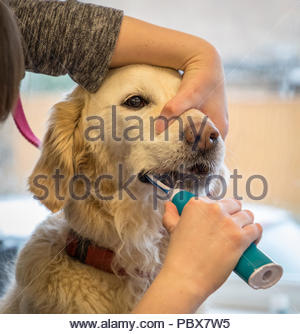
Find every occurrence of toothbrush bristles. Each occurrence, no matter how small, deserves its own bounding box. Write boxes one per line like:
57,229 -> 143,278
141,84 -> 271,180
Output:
144,174 -> 171,194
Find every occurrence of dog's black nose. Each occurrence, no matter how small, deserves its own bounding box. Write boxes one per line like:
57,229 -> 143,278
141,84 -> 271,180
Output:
184,120 -> 219,151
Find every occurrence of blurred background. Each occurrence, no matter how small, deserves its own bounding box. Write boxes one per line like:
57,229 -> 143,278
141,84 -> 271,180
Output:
0,0 -> 299,313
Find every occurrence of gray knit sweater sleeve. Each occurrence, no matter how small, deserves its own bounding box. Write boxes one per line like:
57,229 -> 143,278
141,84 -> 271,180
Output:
8,0 -> 124,93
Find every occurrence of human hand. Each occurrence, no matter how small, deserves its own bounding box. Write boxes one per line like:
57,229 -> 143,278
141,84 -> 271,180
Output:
162,198 -> 262,301
111,17 -> 228,139
155,45 -> 228,139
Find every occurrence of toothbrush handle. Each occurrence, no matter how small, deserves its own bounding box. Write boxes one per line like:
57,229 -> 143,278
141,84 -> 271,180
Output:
171,190 -> 283,289
171,190 -> 195,215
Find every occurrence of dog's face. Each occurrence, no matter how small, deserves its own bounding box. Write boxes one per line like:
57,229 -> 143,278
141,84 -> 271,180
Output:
29,65 -> 227,212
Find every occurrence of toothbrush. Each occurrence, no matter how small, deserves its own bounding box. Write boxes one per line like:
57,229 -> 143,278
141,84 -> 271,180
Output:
145,174 -> 283,289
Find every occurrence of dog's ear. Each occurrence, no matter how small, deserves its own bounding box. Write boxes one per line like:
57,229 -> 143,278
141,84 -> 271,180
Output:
28,88 -> 86,212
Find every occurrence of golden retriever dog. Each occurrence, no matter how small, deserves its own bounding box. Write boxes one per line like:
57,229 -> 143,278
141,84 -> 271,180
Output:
0,64 -> 227,313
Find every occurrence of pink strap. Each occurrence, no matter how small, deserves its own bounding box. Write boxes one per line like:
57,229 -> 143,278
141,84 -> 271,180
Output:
13,97 -> 41,149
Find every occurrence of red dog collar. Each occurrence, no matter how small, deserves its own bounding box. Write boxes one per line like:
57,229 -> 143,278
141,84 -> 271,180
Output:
66,230 -> 152,279
65,229 -> 127,276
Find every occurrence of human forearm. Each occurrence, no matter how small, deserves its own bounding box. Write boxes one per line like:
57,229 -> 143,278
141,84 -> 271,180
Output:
111,16 -> 218,73
131,267 -> 207,314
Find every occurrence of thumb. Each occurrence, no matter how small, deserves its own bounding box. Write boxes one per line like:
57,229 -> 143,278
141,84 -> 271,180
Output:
155,94 -> 192,134
162,201 -> 180,233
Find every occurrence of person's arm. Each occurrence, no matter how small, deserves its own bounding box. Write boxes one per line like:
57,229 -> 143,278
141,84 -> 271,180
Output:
131,265 -> 205,314
9,1 -> 227,137
131,199 -> 262,313
8,0 -> 123,93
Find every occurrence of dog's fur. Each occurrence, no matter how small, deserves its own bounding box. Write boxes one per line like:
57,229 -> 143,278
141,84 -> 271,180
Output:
0,65 -> 227,313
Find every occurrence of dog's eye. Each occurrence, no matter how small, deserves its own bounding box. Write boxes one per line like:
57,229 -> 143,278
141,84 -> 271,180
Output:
122,95 -> 148,109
